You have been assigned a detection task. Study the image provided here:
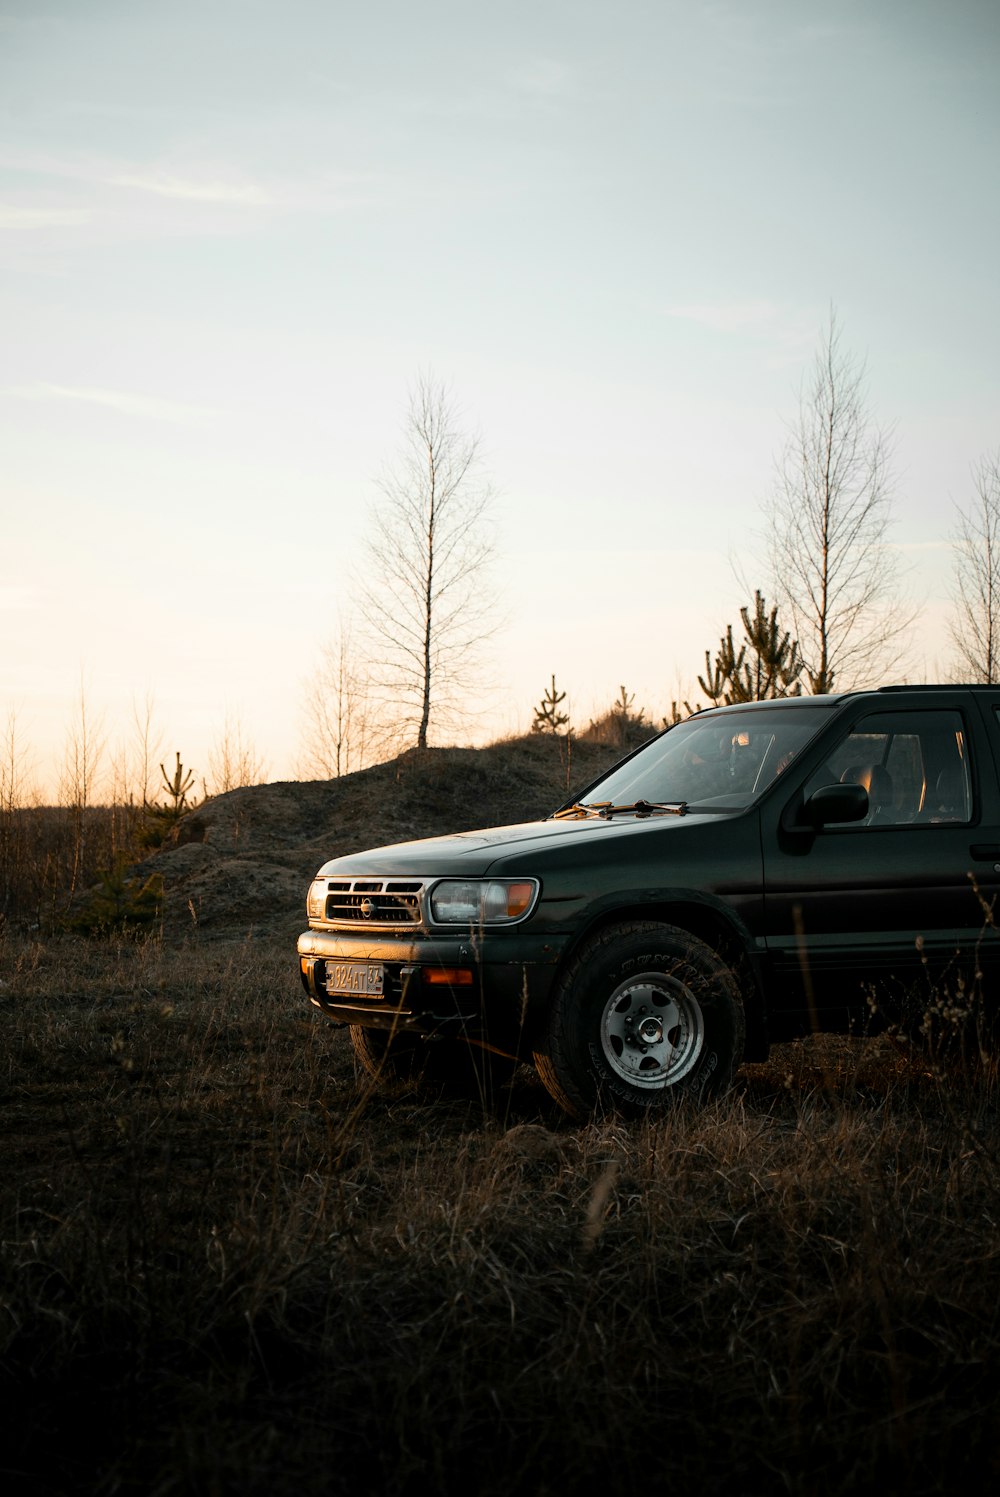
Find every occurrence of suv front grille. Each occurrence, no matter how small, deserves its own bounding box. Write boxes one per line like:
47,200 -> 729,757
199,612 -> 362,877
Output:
323,878 -> 424,928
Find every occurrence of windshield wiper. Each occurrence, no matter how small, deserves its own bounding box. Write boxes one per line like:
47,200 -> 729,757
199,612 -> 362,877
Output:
551,801 -> 613,820
552,799 -> 688,820
604,800 -> 688,817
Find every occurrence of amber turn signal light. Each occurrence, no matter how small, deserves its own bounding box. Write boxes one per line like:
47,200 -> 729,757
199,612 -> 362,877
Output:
422,967 -> 474,986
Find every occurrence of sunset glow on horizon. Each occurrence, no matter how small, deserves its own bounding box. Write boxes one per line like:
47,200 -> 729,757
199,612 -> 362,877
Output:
3,1 -> 998,800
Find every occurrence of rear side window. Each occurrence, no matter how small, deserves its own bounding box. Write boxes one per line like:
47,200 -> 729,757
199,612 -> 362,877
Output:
804,710 -> 972,826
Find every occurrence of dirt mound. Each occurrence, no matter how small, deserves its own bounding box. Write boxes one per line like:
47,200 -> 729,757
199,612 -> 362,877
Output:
136,734 -> 622,938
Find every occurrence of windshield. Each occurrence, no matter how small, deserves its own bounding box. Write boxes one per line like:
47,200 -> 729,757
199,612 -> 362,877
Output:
567,706 -> 834,814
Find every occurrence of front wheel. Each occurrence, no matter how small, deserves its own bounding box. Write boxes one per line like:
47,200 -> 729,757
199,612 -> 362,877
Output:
350,1024 -> 426,1083
350,1024 -> 517,1102
533,922 -> 745,1118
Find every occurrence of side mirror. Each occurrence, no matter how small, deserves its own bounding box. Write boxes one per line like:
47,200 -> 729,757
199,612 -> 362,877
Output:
802,782 -> 868,828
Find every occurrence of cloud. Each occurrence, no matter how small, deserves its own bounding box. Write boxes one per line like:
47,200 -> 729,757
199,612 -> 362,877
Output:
0,205 -> 91,228
0,145 -> 372,221
3,383 -> 217,423
106,172 -> 272,206
661,300 -> 823,369
663,300 -> 779,332
0,147 -> 271,207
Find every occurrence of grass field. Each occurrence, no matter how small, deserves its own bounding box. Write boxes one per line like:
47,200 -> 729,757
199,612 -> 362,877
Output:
2,930 -> 999,1496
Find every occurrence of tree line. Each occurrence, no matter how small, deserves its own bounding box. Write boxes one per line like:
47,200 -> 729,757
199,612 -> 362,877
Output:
3,314 -> 996,931
308,311 -> 995,770
0,688 -> 266,933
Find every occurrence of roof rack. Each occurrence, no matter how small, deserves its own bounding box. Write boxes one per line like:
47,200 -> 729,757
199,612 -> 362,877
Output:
877,683 -> 993,693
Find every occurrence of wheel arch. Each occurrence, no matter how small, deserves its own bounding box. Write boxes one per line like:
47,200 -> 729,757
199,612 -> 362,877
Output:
549,898 -> 770,1062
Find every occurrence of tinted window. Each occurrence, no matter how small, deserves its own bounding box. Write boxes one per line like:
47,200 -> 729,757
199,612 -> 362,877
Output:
804,710 -> 972,826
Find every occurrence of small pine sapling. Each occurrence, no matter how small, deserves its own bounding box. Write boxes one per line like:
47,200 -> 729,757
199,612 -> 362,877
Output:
532,675 -> 570,735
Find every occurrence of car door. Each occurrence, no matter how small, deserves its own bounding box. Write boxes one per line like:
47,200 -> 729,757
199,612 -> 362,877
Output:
759,697 -> 1000,1021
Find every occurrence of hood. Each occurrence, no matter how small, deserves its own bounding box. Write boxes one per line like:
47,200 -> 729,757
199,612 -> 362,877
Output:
316,809 -> 729,879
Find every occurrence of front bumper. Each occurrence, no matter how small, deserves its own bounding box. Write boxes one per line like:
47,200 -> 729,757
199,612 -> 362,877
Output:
297,928 -> 565,1052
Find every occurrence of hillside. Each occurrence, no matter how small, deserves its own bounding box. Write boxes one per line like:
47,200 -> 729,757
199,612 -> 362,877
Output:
135,732 -> 623,936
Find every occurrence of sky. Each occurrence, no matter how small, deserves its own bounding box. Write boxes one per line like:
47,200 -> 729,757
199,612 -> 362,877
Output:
2,0 -> 999,799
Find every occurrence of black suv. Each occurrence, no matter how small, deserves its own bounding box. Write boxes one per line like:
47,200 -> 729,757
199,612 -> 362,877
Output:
298,687 -> 999,1116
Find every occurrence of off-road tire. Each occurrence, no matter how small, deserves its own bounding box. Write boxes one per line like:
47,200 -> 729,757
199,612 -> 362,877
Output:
350,1024 -> 427,1083
532,921 -> 745,1118
350,1025 -> 517,1103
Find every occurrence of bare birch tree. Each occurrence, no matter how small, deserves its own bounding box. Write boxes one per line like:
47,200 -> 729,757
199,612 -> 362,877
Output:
208,709 -> 267,794
60,680 -> 106,898
357,375 -> 497,748
130,692 -> 163,809
0,710 -> 36,926
298,613 -> 382,778
767,311 -> 908,693
949,449 -> 1000,683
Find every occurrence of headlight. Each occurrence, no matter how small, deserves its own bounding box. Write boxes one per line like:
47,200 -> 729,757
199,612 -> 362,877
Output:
429,878 -> 539,925
306,879 -> 328,920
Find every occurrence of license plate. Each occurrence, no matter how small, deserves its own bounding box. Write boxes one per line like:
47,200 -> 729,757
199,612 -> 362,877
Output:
325,961 -> 384,999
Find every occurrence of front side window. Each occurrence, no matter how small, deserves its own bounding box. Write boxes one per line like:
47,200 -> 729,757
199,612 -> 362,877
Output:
803,710 -> 972,826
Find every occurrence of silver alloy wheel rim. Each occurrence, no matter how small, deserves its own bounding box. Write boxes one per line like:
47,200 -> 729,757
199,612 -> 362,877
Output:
599,971 -> 705,1089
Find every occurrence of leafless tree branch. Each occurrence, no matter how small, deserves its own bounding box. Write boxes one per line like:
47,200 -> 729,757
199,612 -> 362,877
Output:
766,310 -> 913,693
355,373 -> 499,748
949,448 -> 1000,683
297,613 -> 397,777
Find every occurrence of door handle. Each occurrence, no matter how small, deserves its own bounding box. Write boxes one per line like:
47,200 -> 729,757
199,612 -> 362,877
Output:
970,844 -> 1000,860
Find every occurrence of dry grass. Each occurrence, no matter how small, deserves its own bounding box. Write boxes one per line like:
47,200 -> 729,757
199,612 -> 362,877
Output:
0,731 -> 618,941
2,931 -> 999,1496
